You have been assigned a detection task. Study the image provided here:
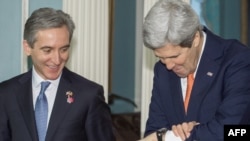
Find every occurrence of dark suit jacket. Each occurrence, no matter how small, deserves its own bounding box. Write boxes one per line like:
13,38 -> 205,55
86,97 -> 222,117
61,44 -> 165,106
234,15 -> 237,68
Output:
0,67 -> 115,141
144,27 -> 250,141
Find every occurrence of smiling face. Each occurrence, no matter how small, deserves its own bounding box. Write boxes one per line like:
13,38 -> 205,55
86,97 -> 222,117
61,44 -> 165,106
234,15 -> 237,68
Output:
154,32 -> 203,78
23,25 -> 70,80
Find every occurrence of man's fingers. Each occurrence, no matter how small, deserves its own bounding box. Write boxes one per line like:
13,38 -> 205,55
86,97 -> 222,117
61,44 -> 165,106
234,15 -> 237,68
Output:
172,121 -> 199,140
172,124 -> 187,141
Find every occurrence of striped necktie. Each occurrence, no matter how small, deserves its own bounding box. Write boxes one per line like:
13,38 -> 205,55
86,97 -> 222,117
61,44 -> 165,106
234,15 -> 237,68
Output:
35,81 -> 50,141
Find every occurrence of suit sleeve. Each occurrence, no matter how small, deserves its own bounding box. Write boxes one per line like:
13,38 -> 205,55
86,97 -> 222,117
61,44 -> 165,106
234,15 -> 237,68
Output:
85,86 -> 115,141
144,62 -> 170,136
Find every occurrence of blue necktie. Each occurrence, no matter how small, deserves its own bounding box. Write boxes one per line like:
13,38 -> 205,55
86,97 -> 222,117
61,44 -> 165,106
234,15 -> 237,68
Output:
35,81 -> 50,141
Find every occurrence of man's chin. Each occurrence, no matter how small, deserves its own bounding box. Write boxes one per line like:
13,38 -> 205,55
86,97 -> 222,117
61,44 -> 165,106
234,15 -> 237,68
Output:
176,73 -> 186,78
45,73 -> 61,80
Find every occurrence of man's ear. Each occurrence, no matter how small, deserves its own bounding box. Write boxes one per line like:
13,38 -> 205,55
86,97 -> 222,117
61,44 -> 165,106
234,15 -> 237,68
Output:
193,31 -> 200,48
23,40 -> 31,56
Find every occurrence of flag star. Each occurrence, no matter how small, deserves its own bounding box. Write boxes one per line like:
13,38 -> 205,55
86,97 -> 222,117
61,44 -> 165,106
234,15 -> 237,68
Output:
207,72 -> 213,77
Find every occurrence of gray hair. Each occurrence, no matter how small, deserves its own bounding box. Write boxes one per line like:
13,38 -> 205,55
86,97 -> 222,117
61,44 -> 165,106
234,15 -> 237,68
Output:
24,7 -> 75,48
143,0 -> 203,49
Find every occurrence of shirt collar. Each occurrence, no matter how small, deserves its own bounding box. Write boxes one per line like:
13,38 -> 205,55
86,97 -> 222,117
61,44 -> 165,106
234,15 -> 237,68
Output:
193,31 -> 207,78
32,66 -> 61,88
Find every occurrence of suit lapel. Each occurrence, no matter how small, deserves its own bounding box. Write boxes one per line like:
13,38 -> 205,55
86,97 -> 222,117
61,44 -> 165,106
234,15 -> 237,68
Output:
187,28 -> 222,118
46,72 -> 73,141
17,70 -> 39,141
187,56 -> 219,119
168,71 -> 186,120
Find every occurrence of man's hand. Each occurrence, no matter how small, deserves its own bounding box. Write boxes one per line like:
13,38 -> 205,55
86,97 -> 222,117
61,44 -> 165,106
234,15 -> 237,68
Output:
138,121 -> 198,141
172,121 -> 199,141
137,132 -> 157,141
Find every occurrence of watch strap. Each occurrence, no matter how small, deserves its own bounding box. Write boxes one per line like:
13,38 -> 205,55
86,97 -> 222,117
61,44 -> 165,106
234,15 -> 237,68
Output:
156,128 -> 167,141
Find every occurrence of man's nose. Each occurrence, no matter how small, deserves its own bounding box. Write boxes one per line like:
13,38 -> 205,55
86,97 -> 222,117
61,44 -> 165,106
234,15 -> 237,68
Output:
161,58 -> 175,70
52,52 -> 61,65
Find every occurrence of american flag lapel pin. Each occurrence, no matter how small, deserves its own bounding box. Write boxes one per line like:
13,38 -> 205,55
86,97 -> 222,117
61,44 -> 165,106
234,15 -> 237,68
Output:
207,72 -> 213,77
66,91 -> 74,104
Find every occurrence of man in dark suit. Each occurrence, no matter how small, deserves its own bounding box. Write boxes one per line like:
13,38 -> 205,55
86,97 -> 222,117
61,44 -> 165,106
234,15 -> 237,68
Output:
139,0 -> 250,141
0,7 -> 115,141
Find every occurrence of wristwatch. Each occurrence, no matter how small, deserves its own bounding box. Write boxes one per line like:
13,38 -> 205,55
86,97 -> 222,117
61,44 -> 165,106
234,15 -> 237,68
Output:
156,128 -> 167,141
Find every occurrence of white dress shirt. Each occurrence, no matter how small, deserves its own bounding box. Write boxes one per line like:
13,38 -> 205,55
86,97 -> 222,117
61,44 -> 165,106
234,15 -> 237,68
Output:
32,67 -> 61,128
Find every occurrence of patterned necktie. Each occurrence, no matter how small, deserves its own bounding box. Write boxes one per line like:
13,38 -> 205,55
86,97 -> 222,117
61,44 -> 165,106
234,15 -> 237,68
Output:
35,81 -> 50,141
184,73 -> 194,113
